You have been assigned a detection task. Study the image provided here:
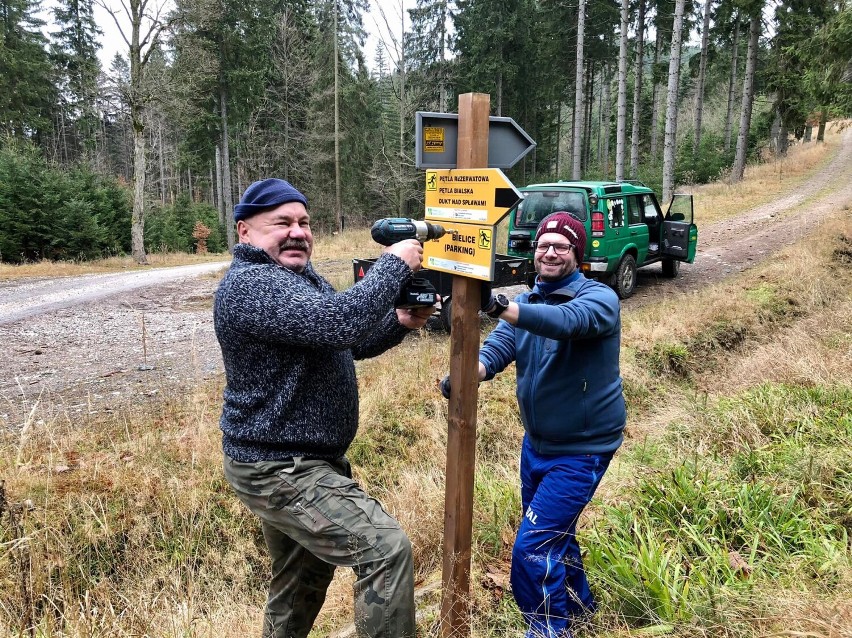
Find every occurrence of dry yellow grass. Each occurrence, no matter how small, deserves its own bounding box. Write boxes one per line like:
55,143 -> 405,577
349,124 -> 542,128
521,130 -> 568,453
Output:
621,214 -> 852,375
0,251 -> 231,280
3,155 -> 852,636
4,208 -> 851,635
313,226 -> 378,262
685,120 -> 849,225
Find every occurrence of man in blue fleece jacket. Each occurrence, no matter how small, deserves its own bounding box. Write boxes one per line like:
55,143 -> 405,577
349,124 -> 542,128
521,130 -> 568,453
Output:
445,211 -> 625,638
214,179 -> 435,638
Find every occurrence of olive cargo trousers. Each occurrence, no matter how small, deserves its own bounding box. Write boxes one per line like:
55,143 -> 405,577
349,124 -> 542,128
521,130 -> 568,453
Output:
224,455 -> 416,638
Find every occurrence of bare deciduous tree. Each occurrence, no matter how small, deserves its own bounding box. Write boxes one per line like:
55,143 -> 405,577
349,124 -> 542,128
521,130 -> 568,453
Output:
98,0 -> 169,264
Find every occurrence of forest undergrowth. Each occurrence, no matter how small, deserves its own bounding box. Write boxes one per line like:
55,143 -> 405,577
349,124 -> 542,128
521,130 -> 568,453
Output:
1,149 -> 850,636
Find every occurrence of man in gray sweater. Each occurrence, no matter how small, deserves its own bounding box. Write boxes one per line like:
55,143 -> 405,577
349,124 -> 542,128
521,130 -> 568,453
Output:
214,178 -> 435,638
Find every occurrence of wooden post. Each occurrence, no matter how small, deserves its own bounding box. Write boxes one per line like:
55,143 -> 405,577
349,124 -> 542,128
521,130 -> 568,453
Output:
440,92 -> 490,638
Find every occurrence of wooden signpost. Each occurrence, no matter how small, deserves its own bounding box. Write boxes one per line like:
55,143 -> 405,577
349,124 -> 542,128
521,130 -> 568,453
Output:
439,92 -> 490,638
427,93 -> 528,638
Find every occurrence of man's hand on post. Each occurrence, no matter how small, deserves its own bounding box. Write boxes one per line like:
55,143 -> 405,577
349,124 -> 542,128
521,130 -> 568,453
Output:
439,363 -> 486,399
480,281 -> 495,311
385,239 -> 423,272
439,375 -> 451,399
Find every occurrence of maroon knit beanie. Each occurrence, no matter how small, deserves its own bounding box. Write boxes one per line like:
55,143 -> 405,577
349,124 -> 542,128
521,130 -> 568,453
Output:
535,212 -> 586,261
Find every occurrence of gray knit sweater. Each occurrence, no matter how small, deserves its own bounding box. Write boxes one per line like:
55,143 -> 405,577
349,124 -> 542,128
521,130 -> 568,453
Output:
214,243 -> 413,463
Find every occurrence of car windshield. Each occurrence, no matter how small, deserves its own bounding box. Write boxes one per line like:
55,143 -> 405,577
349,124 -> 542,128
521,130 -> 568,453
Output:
517,190 -> 588,226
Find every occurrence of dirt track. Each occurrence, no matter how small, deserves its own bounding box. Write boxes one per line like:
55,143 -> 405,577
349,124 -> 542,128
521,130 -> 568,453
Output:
629,126 -> 852,303
1,128 -> 850,429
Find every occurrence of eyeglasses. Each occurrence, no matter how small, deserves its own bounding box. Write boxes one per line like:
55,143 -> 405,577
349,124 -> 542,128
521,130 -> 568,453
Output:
533,241 -> 574,255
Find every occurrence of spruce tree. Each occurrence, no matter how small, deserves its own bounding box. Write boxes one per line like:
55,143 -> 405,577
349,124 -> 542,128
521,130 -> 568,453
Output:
50,0 -> 102,160
0,0 -> 57,144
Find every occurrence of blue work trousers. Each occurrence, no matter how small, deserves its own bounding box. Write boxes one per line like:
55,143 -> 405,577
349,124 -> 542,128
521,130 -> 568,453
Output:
511,435 -> 612,638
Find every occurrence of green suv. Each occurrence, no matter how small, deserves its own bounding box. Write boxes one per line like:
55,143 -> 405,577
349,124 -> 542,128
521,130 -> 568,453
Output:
507,180 -> 698,298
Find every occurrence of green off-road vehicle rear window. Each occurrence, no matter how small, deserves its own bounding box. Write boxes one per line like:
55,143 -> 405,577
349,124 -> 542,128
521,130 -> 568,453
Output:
516,190 -> 588,227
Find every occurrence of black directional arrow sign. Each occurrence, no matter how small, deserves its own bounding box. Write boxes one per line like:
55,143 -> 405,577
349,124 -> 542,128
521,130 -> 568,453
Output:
415,112 -> 536,170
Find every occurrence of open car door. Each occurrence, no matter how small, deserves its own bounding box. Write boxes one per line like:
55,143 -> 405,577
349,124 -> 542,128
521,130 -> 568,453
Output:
662,193 -> 698,263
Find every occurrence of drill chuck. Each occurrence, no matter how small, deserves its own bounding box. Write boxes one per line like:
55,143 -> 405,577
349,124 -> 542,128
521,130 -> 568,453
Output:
371,218 -> 447,246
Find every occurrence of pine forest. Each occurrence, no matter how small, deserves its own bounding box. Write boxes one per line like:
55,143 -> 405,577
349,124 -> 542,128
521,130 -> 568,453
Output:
1,0 -> 850,263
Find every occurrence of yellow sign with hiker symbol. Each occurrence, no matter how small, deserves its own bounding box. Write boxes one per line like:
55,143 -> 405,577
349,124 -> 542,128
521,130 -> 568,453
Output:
426,171 -> 438,191
477,228 -> 492,250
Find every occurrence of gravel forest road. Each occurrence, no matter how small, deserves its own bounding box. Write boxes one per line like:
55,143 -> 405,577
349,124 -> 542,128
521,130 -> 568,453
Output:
0,262 -> 231,327
1,128 -> 850,429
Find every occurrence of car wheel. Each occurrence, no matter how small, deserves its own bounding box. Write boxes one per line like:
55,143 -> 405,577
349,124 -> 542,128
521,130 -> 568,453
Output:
440,296 -> 452,333
612,254 -> 637,299
662,258 -> 679,278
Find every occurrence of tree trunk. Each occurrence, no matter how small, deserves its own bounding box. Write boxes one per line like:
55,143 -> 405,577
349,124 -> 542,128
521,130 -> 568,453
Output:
723,19 -> 740,153
235,138 -> 243,195
399,5 -> 405,215
662,0 -> 686,204
777,112 -> 789,155
602,65 -> 612,176
630,0 -> 646,178
596,78 -> 602,166
615,0 -> 629,181
333,1 -> 342,231
439,0 -> 447,112
650,29 -> 663,162
215,144 -> 225,225
131,124 -> 148,264
220,87 -> 235,249
158,120 -> 166,205
59,109 -> 69,164
584,62 -> 595,171
556,102 -> 562,177
817,111 -> 827,142
569,89 -> 576,168
732,11 -> 761,183
572,0 -> 586,179
693,0 -> 713,154
128,0 -> 148,265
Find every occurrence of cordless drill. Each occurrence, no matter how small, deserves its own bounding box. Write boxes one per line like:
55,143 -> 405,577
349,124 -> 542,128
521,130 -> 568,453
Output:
370,218 -> 447,308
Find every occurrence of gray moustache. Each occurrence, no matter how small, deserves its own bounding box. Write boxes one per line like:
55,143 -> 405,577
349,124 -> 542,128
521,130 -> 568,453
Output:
281,241 -> 309,252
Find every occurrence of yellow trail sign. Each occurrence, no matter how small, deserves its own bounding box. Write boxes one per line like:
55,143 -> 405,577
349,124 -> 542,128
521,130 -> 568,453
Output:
423,222 -> 495,281
424,168 -> 522,226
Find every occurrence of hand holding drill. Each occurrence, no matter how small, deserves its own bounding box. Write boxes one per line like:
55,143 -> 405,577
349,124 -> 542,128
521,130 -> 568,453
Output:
371,218 -> 447,309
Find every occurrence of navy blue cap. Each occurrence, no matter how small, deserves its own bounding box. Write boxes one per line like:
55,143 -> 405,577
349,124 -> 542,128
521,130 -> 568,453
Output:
234,178 -> 308,222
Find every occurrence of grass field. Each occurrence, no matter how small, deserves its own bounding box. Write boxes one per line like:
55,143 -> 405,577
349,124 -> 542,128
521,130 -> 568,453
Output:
1,134 -> 851,637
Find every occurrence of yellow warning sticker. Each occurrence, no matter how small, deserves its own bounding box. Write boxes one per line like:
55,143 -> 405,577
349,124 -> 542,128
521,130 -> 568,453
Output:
424,127 -> 444,153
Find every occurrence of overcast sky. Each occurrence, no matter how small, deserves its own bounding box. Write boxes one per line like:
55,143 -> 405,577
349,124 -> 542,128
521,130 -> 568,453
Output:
82,0 -> 404,72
